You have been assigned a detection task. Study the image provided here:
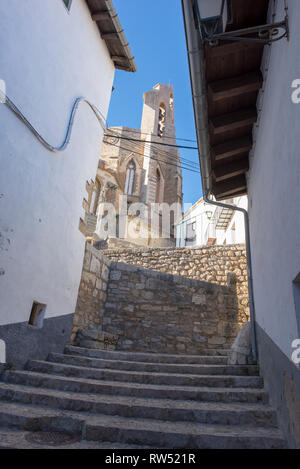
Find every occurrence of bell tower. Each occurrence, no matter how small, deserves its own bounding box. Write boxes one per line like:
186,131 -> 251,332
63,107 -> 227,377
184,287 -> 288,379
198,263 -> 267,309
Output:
140,84 -> 183,243
141,83 -> 176,138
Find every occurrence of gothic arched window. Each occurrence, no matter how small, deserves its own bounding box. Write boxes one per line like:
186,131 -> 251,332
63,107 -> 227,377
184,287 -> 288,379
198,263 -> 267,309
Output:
125,160 -> 136,195
156,168 -> 161,203
90,179 -> 101,215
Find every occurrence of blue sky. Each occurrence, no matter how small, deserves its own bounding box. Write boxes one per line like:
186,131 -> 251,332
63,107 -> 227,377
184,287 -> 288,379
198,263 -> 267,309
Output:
106,0 -> 202,206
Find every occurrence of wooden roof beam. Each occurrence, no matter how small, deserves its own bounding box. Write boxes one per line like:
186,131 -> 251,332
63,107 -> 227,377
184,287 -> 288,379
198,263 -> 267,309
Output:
92,11 -> 111,21
208,72 -> 263,102
210,108 -> 257,135
111,56 -> 128,65
215,188 -> 248,200
101,32 -> 123,41
212,136 -> 252,161
206,41 -> 263,58
213,156 -> 249,182
213,175 -> 247,199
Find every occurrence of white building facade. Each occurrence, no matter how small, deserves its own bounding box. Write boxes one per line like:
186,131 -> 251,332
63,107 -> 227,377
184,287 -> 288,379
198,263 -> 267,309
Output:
176,196 -> 247,247
0,0 -> 136,367
247,0 -> 300,448
182,0 -> 300,447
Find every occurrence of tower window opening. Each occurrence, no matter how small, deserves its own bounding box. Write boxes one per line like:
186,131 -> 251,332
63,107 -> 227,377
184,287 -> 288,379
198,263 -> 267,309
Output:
170,94 -> 174,111
158,103 -> 166,137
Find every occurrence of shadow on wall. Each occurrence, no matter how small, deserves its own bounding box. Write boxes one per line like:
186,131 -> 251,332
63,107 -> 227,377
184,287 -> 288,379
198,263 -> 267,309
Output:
71,243 -> 111,343
100,262 -> 241,354
71,244 -> 245,354
102,244 -> 249,325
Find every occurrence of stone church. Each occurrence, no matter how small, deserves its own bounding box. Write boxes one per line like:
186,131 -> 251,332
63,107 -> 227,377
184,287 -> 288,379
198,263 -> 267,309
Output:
80,84 -> 183,247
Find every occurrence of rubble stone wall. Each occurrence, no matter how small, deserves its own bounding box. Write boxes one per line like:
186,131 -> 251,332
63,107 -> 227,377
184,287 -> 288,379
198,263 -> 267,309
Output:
71,243 -> 249,353
103,244 -> 249,324
102,261 -> 242,354
71,243 -> 110,342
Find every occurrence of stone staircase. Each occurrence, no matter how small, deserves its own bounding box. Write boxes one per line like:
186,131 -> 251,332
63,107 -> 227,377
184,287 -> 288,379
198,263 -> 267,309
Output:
0,345 -> 286,448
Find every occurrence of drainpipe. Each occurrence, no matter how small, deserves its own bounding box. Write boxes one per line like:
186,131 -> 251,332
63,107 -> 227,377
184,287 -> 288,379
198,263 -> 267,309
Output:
182,0 -> 257,361
203,195 -> 257,362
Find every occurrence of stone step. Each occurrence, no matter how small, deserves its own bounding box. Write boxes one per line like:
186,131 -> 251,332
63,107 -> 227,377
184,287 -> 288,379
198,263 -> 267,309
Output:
27,360 -> 264,388
48,352 -> 259,376
0,382 -> 277,427
84,414 -> 286,449
5,370 -> 269,404
0,401 -> 285,449
0,428 -> 151,449
0,400 -> 83,434
194,348 -> 231,356
65,345 -> 230,363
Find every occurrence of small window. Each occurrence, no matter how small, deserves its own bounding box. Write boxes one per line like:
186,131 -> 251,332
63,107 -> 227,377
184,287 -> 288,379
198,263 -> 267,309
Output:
0,339 -> 5,364
62,0 -> 72,11
293,273 -> 300,336
29,301 -> 47,328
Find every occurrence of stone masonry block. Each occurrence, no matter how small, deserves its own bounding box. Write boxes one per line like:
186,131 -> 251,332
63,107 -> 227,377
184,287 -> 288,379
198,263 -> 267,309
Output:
90,256 -> 101,275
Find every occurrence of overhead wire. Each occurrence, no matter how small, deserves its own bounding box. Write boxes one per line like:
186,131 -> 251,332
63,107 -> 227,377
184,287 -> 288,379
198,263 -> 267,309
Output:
1,92 -> 107,153
104,132 -> 198,150
1,91 -> 200,173
103,136 -> 199,171
103,140 -> 201,174
103,137 -> 200,171
104,128 -> 200,169
107,126 -> 198,143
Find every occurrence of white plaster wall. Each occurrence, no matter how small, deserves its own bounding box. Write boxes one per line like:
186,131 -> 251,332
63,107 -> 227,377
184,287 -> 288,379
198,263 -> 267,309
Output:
248,0 -> 300,358
0,0 -> 115,325
217,196 -> 247,245
176,196 -> 246,247
176,200 -> 212,247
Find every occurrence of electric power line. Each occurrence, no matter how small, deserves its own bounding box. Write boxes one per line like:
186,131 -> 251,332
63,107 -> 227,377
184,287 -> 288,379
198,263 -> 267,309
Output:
104,133 -> 198,150
107,126 -> 197,143
103,136 -> 199,171
103,137 -> 200,171
2,92 -> 106,153
103,140 -> 201,175
104,129 -> 200,169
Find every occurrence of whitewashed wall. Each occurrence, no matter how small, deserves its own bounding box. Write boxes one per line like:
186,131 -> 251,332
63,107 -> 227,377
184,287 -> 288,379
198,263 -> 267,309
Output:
216,196 -> 247,245
248,0 -> 300,358
176,196 -> 246,247
0,0 -> 115,327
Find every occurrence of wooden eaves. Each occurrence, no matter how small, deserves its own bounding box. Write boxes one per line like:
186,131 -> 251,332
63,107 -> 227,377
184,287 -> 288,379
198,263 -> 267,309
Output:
85,0 -> 137,73
204,0 -> 269,200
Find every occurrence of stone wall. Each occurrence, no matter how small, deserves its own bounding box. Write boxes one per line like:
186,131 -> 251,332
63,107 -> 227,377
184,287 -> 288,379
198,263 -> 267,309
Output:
103,244 -> 249,324
102,261 -> 241,354
71,243 -> 249,354
71,243 -> 110,343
